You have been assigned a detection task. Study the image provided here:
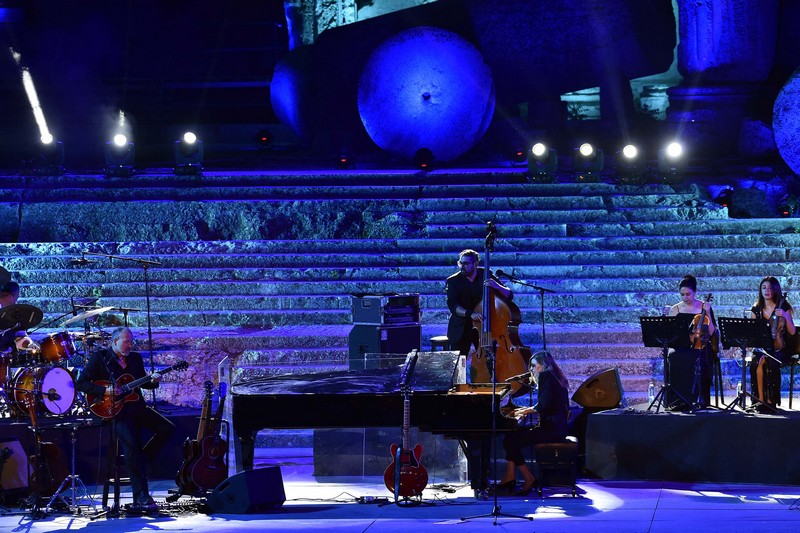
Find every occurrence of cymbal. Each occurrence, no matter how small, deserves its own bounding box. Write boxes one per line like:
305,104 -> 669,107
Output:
0,303 -> 43,330
63,306 -> 114,326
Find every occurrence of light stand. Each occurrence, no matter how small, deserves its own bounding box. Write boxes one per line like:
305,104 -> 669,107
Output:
84,251 -> 161,409
461,223 -> 532,525
718,317 -> 775,413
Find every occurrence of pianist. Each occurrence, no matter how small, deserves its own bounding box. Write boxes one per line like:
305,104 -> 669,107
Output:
497,351 -> 570,496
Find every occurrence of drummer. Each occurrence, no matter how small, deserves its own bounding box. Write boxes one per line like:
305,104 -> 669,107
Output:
0,282 -> 36,355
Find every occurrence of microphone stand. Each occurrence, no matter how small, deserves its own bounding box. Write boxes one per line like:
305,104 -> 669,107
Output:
461,223 -> 532,525
84,251 -> 161,409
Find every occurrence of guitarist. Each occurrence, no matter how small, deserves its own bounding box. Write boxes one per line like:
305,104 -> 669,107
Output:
76,327 -> 175,512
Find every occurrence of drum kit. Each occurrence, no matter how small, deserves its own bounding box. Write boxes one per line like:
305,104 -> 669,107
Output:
0,303 -> 115,420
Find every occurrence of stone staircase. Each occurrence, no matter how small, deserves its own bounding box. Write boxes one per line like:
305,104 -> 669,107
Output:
1,168 -> 799,407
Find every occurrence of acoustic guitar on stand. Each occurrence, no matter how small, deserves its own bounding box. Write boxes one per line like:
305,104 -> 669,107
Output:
87,361 -> 188,419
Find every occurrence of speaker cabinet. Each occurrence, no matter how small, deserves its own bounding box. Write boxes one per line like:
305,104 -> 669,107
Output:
348,324 -> 421,369
206,467 -> 285,514
571,368 -> 623,409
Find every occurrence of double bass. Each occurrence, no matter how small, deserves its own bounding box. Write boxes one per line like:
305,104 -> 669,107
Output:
469,222 -> 532,397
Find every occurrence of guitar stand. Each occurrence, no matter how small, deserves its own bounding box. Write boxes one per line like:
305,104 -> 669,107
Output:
45,423 -> 96,515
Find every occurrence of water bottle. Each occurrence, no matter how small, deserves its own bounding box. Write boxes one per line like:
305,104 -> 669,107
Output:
736,380 -> 742,397
647,380 -> 656,403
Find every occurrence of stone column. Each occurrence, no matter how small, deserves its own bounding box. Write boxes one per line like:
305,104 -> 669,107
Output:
667,0 -> 779,155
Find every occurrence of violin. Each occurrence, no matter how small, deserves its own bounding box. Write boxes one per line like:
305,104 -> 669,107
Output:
689,293 -> 713,350
771,292 -> 788,351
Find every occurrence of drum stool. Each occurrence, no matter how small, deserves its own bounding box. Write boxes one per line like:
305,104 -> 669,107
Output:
534,436 -> 578,497
430,335 -> 449,351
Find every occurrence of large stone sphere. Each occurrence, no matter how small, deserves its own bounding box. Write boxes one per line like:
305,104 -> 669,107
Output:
270,46 -> 315,142
357,26 -> 495,162
774,68 -> 800,176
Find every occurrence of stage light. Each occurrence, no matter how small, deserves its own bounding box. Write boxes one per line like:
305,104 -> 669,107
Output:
657,141 -> 687,182
336,150 -> 354,170
174,131 -> 204,175
574,142 -> 604,182
778,194 -> 798,217
256,129 -> 273,149
615,144 -> 645,184
713,187 -> 733,208
414,147 -> 434,170
33,136 -> 65,176
105,134 -> 135,177
510,147 -> 526,166
526,143 -> 557,182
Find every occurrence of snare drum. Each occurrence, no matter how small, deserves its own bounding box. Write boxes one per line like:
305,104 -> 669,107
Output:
39,332 -> 76,364
10,366 -> 76,416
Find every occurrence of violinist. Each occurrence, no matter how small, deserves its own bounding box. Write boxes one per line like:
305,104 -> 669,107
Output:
749,276 -> 795,411
445,249 -> 512,358
666,274 -> 717,408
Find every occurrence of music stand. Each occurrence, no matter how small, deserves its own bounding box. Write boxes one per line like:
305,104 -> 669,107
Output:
717,317 -> 774,413
640,316 -> 691,412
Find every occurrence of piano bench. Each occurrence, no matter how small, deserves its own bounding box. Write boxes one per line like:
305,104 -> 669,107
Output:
430,335 -> 450,351
533,436 -> 578,497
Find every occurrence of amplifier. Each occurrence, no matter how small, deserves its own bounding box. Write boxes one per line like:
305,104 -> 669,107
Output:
351,293 -> 420,326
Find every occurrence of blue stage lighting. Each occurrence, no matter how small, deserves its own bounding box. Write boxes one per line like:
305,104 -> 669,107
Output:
527,143 -> 557,182
105,134 -> 135,177
174,131 -> 204,175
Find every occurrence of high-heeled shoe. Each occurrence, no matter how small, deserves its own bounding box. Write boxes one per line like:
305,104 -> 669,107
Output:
489,479 -> 516,495
514,479 -> 537,496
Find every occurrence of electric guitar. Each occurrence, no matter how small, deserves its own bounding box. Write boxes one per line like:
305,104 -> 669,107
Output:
87,360 -> 188,419
383,383 -> 428,500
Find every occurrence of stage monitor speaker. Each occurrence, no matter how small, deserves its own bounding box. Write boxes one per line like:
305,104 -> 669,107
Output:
206,466 -> 285,514
0,438 -> 29,492
571,367 -> 623,409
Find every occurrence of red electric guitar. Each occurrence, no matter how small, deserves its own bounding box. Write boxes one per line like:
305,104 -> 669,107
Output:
383,376 -> 428,500
176,381 -> 213,493
87,361 -> 188,419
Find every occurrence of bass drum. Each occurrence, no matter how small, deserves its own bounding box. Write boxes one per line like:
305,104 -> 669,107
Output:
10,366 -> 76,416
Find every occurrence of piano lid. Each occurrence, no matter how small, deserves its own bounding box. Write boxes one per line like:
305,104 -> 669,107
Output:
232,350 -> 461,396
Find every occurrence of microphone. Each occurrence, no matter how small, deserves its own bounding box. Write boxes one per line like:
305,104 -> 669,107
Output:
504,371 -> 533,383
495,269 -> 515,279
45,389 -> 61,401
69,257 -> 100,265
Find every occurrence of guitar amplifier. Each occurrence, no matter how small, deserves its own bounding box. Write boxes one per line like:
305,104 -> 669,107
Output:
352,293 -> 420,326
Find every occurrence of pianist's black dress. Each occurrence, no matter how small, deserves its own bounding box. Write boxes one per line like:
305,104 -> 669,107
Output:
502,368 -> 569,466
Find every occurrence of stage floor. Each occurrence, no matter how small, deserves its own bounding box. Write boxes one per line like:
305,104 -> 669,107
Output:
1,447 -> 799,532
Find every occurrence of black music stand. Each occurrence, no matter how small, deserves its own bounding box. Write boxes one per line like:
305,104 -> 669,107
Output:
640,316 -> 692,412
717,317 -> 774,413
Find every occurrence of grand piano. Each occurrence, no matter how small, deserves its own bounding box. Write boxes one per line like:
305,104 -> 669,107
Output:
231,351 -> 519,490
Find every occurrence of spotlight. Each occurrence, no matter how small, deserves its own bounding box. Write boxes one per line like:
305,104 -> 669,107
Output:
33,135 -> 65,176
657,141 -> 687,182
414,147 -> 434,170
574,142 -> 603,182
104,134 -> 135,177
526,143 -> 557,182
778,194 -> 798,217
336,149 -> 354,170
713,187 -> 733,208
256,129 -> 273,149
615,144 -> 645,184
510,147 -> 526,166
174,131 -> 204,175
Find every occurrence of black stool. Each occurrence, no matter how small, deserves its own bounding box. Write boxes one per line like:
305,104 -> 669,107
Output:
102,437 -> 130,509
789,354 -> 799,409
430,335 -> 449,351
533,436 -> 578,497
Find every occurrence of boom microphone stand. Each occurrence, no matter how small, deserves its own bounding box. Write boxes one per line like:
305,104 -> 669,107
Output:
84,251 -> 161,408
